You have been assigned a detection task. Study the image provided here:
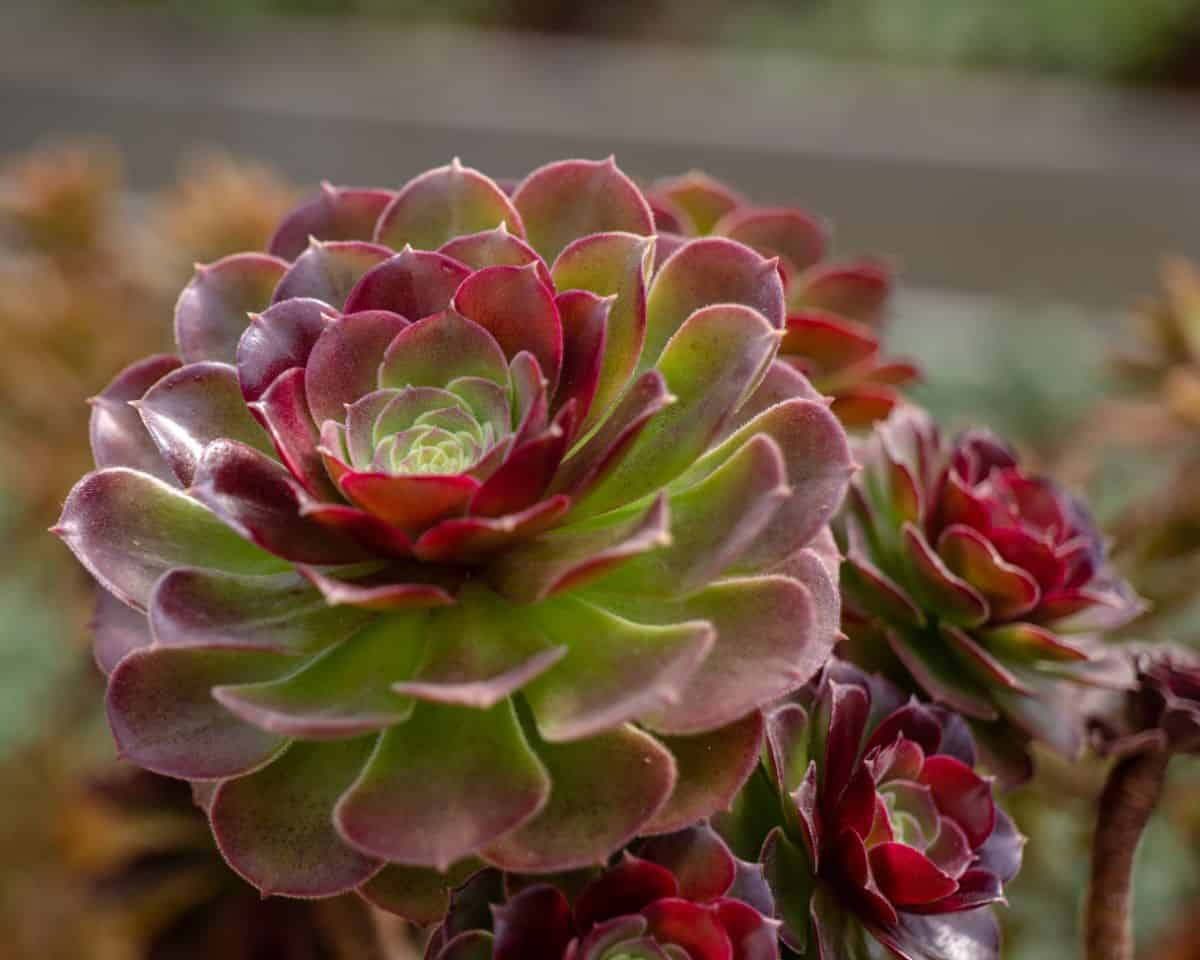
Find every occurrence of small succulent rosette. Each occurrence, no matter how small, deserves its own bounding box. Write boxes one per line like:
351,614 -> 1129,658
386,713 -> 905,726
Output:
56,158 -> 853,906
1089,646 -> 1200,757
426,824 -> 780,960
839,405 -> 1144,779
646,172 -> 919,428
718,661 -> 1023,960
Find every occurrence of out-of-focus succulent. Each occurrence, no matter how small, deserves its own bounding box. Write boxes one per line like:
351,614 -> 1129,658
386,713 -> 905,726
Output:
1089,647 -> 1200,757
425,824 -> 779,960
56,158 -> 852,906
839,405 -> 1143,780
718,660 -> 1023,960
63,765 -> 388,960
646,172 -> 919,428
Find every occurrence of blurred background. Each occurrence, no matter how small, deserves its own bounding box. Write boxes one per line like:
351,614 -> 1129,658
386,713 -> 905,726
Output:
2,0 -> 1199,957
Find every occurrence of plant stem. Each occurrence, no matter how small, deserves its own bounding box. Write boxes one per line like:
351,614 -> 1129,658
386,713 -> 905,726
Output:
1084,749 -> 1171,960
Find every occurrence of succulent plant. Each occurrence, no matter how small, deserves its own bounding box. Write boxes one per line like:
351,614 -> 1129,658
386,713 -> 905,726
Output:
56,158 -> 852,906
425,824 -> 779,960
718,660 -> 1023,960
63,765 -> 387,960
839,405 -> 1143,780
646,172 -> 919,428
1089,646 -> 1200,757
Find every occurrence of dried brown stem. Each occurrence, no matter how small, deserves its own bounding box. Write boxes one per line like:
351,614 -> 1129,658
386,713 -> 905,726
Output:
1085,749 -> 1171,960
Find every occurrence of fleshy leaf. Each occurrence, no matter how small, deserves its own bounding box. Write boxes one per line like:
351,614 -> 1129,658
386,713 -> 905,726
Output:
715,207 -> 827,275
92,588 -> 152,675
272,240 -> 391,307
652,172 -> 744,235
551,232 -> 654,427
236,297 -> 333,402
375,160 -> 524,250
342,247 -> 471,319
304,309 -> 410,425
254,366 -> 340,499
175,253 -> 287,364
213,612 -> 427,738
761,828 -> 816,954
149,568 -> 369,655
638,825 -> 737,903
335,699 -> 550,870
791,259 -> 892,325
484,721 -> 675,873
512,157 -> 655,263
269,183 -> 395,260
643,238 -> 785,370
572,304 -> 780,518
452,263 -> 563,390
358,861 -> 482,924
391,584 -> 565,708
413,497 -> 571,564
210,738 -> 381,896
642,712 -> 765,835
379,309 -> 510,391
190,440 -> 372,565
439,226 -> 549,281
137,362 -> 275,485
55,468 -> 287,609
89,354 -> 182,483
521,594 -> 713,742
868,843 -> 958,906
106,646 -> 289,779
605,575 -> 824,736
339,471 -> 479,536
488,494 -> 669,604
901,524 -> 989,628
553,289 -> 611,426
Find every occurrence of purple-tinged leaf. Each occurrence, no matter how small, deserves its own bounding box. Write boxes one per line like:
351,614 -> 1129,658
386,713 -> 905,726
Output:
439,226 -> 549,283
639,825 -> 737,903
272,240 -> 391,308
551,232 -> 654,428
106,646 -> 289,779
253,366 -> 341,500
493,885 -> 574,960
885,629 -> 998,722
643,238 -> 785,370
137,361 -> 275,485
375,160 -> 525,251
304,309 -> 410,425
89,354 -> 181,483
484,722 -> 675,873
572,304 -> 780,519
211,738 -> 381,896
488,494 -> 669,604
150,567 -> 369,655
641,898 -> 734,960
339,470 -> 478,536
298,565 -> 456,611
390,583 -> 565,708
553,290 -> 611,425
791,258 -> 892,326
358,861 -> 483,924
343,247 -> 471,319
715,207 -> 827,275
512,157 -> 655,263
236,297 -> 334,402
643,712 -> 765,835
175,253 -> 287,364
269,183 -> 395,261
190,440 -> 372,564
335,699 -> 550,870
414,496 -> 571,563
901,524 -> 989,628
937,524 -> 1040,621
868,844 -> 957,906
521,595 -> 713,742
452,263 -> 563,391
54,468 -> 287,609
213,613 -> 426,738
92,588 -> 152,675
379,309 -> 509,392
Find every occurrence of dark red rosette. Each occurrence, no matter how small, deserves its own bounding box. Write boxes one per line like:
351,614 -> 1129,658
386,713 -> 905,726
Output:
718,660 -> 1024,960
840,405 -> 1144,780
426,825 -> 779,960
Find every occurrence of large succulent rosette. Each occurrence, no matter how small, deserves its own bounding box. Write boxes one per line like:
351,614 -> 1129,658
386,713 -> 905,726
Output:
426,824 -> 779,960
646,172 -> 919,428
56,158 -> 852,904
839,406 -> 1144,779
718,661 -> 1023,960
